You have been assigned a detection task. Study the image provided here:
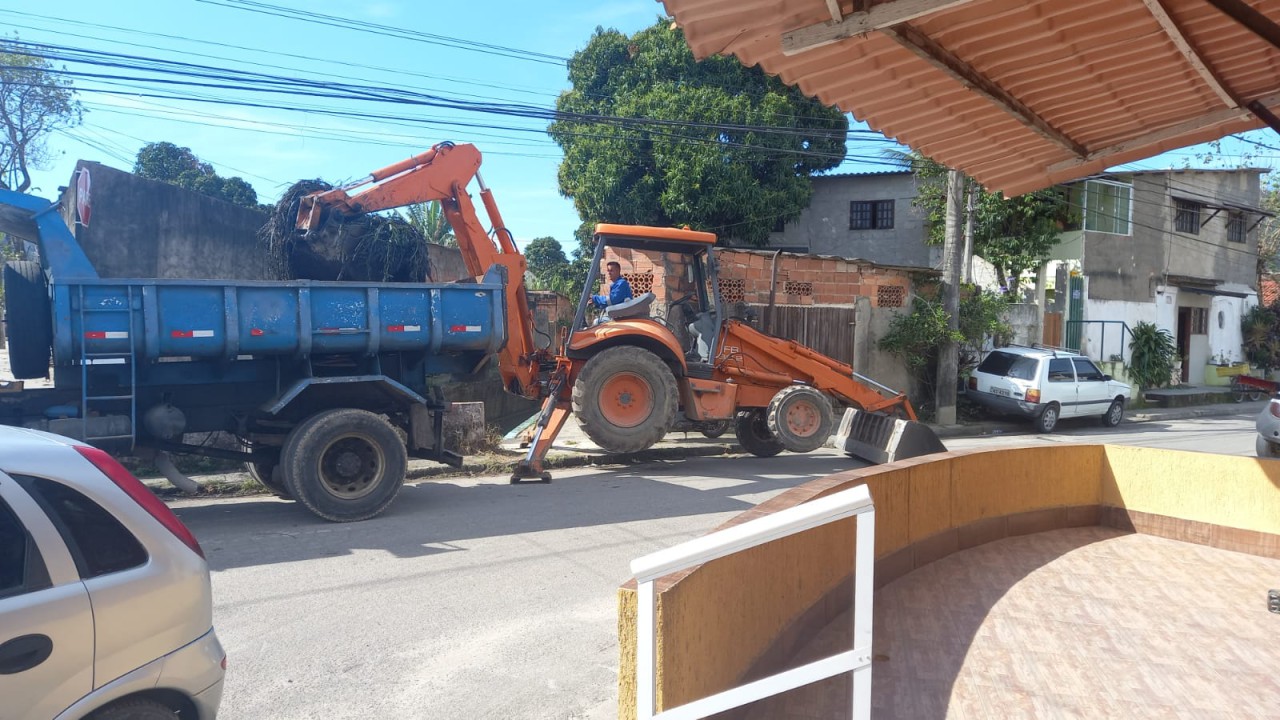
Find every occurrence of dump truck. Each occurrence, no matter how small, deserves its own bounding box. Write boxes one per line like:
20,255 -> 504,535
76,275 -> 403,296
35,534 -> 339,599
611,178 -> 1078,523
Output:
292,141 -> 945,481
0,187 -> 501,522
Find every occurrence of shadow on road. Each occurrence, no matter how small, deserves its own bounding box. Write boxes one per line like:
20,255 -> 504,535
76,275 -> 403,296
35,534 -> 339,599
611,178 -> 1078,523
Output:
176,453 -> 860,572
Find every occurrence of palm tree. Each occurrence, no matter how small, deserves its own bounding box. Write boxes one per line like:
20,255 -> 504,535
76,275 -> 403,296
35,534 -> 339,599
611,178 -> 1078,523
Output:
404,201 -> 456,247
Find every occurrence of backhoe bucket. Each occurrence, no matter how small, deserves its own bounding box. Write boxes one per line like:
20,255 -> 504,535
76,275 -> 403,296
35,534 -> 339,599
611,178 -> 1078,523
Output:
833,408 -> 946,465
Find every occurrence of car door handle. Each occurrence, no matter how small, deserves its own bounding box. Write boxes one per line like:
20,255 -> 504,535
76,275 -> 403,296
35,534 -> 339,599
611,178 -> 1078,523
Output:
0,634 -> 54,674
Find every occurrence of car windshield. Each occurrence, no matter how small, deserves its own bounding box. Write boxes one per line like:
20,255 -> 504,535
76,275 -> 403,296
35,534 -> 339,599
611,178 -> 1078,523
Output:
977,351 -> 1039,381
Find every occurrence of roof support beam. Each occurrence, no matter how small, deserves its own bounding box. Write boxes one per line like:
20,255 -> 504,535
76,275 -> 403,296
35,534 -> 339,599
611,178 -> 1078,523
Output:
780,0 -> 974,55
1246,100 -> 1280,136
1140,0 -> 1238,107
881,23 -> 1090,158
824,0 -> 843,23
1047,92 -> 1280,174
1203,0 -> 1280,53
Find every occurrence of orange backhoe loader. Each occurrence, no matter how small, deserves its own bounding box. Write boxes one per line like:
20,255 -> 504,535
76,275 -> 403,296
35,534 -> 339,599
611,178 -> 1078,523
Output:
294,142 -> 945,481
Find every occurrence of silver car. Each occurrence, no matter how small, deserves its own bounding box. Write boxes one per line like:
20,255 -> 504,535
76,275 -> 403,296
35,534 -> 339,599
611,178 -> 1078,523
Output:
0,427 -> 224,719
1256,398 -> 1280,458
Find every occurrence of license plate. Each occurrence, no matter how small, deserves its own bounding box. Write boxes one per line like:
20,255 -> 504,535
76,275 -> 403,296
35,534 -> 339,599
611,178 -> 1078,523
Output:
989,386 -> 1010,397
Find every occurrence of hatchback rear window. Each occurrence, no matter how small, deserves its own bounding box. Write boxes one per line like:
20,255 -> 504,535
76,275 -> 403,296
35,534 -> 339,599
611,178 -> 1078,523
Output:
976,351 -> 1039,381
0,497 -> 52,599
13,475 -> 147,579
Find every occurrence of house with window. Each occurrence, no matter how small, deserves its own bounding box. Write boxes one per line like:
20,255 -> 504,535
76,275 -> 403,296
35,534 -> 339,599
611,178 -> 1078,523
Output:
752,170 -> 938,269
1047,168 -> 1271,383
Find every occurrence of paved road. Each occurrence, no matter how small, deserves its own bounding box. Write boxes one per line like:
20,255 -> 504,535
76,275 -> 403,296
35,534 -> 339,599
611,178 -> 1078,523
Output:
177,411 -> 1258,719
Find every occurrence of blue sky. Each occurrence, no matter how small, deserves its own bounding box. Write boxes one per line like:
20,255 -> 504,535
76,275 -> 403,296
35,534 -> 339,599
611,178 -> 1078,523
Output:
7,0 -> 1277,250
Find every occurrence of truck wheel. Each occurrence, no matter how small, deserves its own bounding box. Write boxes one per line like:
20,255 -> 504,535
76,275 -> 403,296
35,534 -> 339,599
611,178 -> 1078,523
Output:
767,386 -> 834,453
699,420 -> 731,438
246,460 -> 291,499
735,410 -> 784,458
571,346 -> 677,453
3,260 -> 52,379
280,409 -> 407,522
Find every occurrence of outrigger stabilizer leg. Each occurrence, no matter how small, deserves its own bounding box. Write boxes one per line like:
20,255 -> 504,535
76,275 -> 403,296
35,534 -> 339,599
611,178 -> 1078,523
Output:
510,393 -> 572,483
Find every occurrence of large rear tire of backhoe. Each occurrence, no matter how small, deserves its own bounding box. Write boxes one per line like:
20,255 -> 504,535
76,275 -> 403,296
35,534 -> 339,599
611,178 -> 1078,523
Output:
3,260 -> 52,379
767,385 -> 834,453
571,346 -> 677,453
280,408 -> 406,522
735,409 -> 784,458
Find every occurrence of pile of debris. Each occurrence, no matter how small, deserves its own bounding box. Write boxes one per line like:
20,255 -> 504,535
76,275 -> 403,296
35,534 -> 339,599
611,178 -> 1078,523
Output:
260,180 -> 430,282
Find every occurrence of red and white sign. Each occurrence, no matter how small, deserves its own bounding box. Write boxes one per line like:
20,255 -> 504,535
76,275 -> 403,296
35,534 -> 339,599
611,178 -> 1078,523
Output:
449,325 -> 482,333
171,330 -> 215,338
386,324 -> 422,333
84,330 -> 127,339
75,168 -> 92,228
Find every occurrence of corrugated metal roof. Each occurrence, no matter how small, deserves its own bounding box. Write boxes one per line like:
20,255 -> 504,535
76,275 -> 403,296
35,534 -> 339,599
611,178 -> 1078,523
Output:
660,0 -> 1280,196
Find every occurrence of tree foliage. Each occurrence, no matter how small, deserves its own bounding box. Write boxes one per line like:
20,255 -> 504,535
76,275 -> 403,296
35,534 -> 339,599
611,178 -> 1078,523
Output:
906,153 -> 1072,288
524,236 -> 579,295
0,38 -> 82,193
133,142 -> 260,209
550,20 -> 848,247
403,201 -> 455,247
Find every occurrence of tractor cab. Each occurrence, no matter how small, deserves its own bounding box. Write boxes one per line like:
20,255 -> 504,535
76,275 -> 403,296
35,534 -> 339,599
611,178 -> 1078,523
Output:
570,224 -> 724,364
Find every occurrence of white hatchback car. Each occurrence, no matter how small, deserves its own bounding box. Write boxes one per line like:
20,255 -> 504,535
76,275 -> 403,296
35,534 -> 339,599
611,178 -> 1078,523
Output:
967,346 -> 1133,433
0,427 -> 224,719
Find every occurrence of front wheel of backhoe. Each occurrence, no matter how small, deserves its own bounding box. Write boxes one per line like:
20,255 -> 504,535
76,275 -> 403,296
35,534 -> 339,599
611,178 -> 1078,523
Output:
571,346 -> 678,453
767,385 -> 834,453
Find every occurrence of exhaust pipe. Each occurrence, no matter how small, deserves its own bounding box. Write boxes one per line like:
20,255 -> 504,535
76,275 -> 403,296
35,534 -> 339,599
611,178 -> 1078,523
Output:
833,408 -> 946,465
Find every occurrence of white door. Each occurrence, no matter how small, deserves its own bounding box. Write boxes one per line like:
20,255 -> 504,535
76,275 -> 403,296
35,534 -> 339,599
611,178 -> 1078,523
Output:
1045,357 -> 1078,417
1072,357 -> 1112,418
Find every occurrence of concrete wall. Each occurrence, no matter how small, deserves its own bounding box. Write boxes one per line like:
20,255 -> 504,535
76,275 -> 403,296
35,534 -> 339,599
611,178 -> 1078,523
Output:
1002,303 -> 1040,346
1083,171 -> 1263,303
759,172 -> 937,269
1081,298 -> 1158,363
58,161 -> 273,280
616,445 -> 1280,718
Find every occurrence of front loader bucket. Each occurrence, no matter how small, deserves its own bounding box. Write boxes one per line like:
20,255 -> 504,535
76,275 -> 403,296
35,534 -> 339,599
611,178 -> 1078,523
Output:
833,408 -> 947,465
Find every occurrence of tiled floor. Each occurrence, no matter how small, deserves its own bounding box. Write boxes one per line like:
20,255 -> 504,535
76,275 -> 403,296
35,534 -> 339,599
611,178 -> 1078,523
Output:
742,527 -> 1280,719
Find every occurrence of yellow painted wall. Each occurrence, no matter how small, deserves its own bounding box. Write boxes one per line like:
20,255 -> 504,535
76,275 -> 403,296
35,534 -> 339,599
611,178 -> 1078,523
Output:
617,445 -> 1280,719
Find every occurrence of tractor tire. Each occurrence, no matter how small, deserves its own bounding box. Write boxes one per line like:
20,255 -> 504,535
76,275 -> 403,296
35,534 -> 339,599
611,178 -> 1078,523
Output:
280,409 -> 407,522
699,420 -> 731,438
767,385 -> 835,453
3,260 -> 52,379
735,409 -> 784,458
571,346 -> 677,453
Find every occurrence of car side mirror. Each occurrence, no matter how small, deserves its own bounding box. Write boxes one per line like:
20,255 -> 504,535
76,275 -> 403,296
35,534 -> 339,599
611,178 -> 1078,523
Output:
1102,375 -> 1112,381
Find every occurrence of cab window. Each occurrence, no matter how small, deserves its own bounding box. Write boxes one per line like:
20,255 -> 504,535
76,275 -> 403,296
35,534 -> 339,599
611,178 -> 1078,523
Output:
976,351 -> 1038,381
1073,358 -> 1106,381
1048,358 -> 1075,382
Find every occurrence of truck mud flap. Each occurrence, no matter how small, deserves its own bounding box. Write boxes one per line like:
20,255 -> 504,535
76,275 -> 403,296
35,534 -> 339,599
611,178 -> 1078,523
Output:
833,408 -> 946,465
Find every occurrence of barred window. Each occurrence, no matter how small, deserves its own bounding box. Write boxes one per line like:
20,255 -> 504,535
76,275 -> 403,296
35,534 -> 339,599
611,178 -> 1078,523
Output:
1227,211 -> 1246,243
1174,199 -> 1201,234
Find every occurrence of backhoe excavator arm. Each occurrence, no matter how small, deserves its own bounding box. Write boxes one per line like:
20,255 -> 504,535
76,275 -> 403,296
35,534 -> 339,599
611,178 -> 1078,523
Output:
294,142 -> 544,399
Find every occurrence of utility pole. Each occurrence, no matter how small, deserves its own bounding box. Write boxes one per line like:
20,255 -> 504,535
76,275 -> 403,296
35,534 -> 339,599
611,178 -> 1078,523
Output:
936,169 -> 965,425
962,181 -> 976,283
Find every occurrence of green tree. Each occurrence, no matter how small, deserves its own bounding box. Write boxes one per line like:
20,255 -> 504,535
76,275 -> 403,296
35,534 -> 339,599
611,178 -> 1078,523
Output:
133,142 -> 260,209
0,37 -> 82,193
550,20 -> 848,247
905,153 -> 1071,289
403,200 -> 455,247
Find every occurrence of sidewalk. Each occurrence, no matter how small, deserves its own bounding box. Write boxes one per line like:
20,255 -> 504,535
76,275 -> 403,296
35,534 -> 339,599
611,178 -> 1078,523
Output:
931,398 -> 1266,439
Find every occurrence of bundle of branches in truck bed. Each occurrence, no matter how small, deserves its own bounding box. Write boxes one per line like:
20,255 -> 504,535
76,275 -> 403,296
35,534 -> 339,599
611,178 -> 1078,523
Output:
261,180 -> 430,282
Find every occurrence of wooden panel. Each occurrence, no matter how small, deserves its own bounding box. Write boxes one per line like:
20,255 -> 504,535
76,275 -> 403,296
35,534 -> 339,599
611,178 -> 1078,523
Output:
749,304 -> 857,366
1042,311 -> 1063,346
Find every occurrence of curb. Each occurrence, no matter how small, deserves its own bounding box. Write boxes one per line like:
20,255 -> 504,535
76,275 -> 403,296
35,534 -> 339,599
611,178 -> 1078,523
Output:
930,401 -> 1263,439
406,442 -> 737,482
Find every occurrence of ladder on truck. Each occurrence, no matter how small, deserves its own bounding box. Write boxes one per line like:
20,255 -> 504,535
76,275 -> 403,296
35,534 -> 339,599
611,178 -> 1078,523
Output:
77,285 -> 138,448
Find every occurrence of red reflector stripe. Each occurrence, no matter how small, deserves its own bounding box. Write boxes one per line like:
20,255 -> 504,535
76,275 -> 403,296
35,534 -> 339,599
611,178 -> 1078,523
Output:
85,331 -> 106,339
250,328 -> 264,337
387,325 -> 405,332
171,330 -> 193,338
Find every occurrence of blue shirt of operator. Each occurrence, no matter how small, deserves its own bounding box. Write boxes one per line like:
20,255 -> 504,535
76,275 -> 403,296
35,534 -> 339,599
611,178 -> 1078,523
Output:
591,262 -> 633,308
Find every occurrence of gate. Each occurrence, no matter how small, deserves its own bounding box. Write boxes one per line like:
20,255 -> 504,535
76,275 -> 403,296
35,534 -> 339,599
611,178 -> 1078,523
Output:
750,304 -> 857,366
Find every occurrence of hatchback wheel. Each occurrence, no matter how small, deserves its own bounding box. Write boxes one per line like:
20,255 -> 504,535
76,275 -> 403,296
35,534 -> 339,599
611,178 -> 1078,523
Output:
1034,403 -> 1060,433
1101,399 -> 1124,428
92,698 -> 179,720
1256,435 -> 1280,459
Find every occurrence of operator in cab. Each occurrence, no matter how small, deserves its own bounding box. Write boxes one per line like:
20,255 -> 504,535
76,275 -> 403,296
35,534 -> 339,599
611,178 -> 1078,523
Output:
591,261 -> 632,308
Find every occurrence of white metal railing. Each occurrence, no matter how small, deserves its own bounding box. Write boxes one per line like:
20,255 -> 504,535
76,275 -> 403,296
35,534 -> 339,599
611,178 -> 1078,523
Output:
630,485 -> 875,720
